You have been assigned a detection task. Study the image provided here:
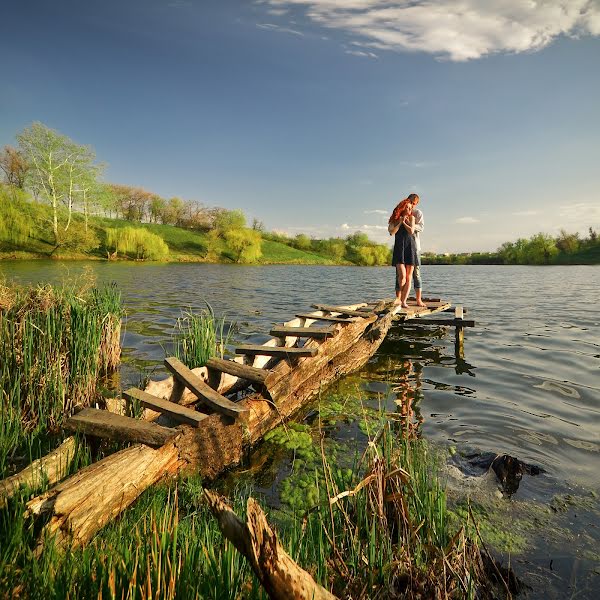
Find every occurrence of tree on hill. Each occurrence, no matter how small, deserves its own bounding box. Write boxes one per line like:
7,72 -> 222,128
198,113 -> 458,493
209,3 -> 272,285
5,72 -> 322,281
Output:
207,209 -> 262,263
0,146 -> 29,189
16,122 -> 100,251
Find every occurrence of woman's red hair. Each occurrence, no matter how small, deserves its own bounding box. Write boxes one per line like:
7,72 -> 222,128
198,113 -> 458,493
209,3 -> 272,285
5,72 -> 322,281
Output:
389,193 -> 419,224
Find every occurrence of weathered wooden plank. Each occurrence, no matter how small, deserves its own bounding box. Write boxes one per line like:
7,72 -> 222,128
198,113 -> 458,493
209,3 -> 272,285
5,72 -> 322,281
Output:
123,388 -> 208,427
64,408 -> 178,447
206,357 -> 268,385
455,305 -> 464,320
295,313 -> 358,323
235,344 -> 318,358
270,325 -> 336,339
164,357 -> 248,418
311,304 -> 374,318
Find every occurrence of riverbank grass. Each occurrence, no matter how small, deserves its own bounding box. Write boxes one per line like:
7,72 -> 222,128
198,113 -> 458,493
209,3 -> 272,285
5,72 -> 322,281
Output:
0,279 -> 123,477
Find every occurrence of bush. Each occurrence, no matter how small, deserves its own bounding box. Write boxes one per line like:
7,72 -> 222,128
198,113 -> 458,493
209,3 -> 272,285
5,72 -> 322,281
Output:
105,226 -> 169,260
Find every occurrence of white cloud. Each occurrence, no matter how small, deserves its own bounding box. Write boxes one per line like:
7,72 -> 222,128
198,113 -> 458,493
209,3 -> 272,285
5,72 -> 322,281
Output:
257,22 -> 304,36
455,216 -> 480,224
264,0 -> 600,61
399,160 -> 435,168
364,209 -> 388,215
339,223 -> 387,230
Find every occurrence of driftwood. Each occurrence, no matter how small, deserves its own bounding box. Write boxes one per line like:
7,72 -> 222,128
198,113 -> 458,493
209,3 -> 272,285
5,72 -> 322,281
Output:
204,489 -> 338,600
0,437 -> 76,508
26,442 -> 183,550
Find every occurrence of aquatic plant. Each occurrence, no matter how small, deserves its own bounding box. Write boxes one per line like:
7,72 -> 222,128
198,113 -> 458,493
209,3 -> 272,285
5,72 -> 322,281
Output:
171,306 -> 232,369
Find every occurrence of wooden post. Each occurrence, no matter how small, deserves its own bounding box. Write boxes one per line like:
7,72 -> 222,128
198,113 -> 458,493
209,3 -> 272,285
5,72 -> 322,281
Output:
454,305 -> 464,359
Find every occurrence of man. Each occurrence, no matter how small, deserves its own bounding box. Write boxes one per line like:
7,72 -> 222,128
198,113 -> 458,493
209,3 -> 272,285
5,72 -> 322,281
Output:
411,196 -> 426,307
395,195 -> 426,306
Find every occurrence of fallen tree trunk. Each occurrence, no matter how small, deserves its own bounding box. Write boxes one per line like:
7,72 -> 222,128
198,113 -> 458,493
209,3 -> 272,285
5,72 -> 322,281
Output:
28,304 -> 394,550
204,489 -> 338,600
0,437 -> 76,508
26,441 -> 183,550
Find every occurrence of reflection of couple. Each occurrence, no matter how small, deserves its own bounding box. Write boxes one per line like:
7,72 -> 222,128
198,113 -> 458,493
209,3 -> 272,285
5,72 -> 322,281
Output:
387,193 -> 424,308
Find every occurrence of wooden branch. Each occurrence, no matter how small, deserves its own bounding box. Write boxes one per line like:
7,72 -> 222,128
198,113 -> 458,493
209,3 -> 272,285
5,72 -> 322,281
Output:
204,490 -> 338,600
26,443 -> 183,550
0,437 -> 76,508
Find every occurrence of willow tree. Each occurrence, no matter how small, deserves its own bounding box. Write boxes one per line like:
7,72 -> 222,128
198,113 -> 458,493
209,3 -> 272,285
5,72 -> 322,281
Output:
17,122 -> 99,248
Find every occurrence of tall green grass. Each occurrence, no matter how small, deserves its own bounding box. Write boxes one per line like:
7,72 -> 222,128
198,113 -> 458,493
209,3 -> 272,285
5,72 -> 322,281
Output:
0,279 -> 123,477
171,307 -> 232,368
0,424 -> 491,599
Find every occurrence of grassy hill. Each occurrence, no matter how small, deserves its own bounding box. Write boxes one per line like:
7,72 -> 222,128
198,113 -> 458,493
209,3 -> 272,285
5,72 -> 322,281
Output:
0,200 -> 339,265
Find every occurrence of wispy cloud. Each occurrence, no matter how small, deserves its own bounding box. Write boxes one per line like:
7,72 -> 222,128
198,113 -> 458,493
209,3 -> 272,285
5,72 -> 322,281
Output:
257,23 -> 304,36
364,209 -> 388,215
264,1 -> 600,61
455,216 -> 480,224
345,49 -> 378,59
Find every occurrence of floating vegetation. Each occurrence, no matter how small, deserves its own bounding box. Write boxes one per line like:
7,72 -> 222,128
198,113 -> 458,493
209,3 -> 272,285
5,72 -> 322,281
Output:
0,278 -> 123,476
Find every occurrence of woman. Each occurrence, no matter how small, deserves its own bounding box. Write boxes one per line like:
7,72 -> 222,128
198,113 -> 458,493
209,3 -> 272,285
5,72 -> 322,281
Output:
388,194 -> 419,307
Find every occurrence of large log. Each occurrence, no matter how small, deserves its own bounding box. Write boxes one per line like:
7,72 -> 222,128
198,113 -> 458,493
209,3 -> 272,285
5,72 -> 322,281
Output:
204,490 -> 338,600
0,437 -> 76,508
30,304 -> 395,549
174,311 -> 393,479
26,442 -> 183,550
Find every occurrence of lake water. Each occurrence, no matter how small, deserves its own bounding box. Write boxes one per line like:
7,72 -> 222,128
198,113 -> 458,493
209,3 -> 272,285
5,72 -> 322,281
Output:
2,261 -> 599,597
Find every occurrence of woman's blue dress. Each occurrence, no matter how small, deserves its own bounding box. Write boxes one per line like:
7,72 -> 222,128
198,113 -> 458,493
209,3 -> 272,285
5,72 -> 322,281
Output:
391,223 -> 417,266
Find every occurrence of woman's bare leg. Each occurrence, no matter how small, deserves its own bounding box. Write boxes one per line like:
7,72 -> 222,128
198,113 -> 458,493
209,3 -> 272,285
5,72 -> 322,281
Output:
401,265 -> 414,306
394,264 -> 406,304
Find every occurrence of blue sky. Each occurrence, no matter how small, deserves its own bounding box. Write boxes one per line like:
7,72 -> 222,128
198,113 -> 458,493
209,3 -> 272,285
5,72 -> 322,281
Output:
1,0 -> 599,252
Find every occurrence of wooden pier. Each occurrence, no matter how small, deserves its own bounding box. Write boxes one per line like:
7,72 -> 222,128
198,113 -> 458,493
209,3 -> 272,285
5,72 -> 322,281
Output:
5,295 -> 473,551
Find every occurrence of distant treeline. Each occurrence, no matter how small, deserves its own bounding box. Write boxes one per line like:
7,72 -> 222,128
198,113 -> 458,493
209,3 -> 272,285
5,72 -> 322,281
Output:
422,228 -> 600,265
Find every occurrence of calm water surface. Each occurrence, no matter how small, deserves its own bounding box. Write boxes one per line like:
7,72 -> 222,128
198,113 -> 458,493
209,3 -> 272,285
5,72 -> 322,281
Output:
2,261 -> 599,597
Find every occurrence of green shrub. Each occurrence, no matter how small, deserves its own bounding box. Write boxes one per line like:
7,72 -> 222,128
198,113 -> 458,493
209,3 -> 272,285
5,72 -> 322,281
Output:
105,226 -> 169,260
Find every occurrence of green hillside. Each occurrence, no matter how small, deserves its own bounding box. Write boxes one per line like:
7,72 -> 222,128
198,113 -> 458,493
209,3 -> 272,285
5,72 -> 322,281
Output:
0,197 -> 340,265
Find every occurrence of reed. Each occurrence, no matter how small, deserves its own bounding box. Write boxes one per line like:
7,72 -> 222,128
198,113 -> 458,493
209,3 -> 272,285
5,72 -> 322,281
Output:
0,279 -> 122,477
171,307 -> 232,369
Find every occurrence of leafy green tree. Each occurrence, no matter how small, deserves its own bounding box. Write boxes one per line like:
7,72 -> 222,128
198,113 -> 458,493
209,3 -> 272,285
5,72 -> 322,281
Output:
149,195 -> 166,223
105,227 -> 169,260
294,233 -> 312,251
17,123 -> 99,249
524,233 -> 558,264
224,228 -> 262,263
0,186 -> 33,245
555,229 -> 580,255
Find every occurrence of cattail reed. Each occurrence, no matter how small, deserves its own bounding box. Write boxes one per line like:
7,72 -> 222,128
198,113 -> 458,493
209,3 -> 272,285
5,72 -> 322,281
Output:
0,279 -> 122,476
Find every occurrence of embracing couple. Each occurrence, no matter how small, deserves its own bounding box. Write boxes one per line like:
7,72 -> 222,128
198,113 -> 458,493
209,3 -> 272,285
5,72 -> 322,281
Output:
387,193 -> 425,308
